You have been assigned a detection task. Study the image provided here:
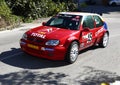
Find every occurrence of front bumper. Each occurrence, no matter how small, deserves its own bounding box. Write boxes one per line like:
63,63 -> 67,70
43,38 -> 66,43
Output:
20,40 -> 66,60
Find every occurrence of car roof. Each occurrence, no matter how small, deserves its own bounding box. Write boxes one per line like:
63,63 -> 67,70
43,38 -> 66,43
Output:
59,12 -> 99,16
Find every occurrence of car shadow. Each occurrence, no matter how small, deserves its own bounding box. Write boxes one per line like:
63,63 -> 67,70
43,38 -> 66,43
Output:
0,48 -> 69,69
0,46 -> 100,69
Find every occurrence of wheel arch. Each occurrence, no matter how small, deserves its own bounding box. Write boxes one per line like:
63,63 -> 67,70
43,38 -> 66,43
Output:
99,31 -> 109,48
94,30 -> 109,45
65,40 -> 79,64
64,36 -> 80,49
106,31 -> 109,36
66,39 -> 80,50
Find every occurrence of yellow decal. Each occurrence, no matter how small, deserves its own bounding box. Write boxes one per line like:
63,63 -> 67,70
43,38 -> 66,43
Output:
39,32 -> 46,34
27,44 -> 39,50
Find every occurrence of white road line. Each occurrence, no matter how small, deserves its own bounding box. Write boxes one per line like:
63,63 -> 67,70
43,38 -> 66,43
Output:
0,52 -> 23,61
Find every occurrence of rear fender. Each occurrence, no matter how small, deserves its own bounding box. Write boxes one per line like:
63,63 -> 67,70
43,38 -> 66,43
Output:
95,30 -> 109,45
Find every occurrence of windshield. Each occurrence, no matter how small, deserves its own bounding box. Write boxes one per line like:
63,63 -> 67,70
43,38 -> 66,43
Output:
45,14 -> 82,30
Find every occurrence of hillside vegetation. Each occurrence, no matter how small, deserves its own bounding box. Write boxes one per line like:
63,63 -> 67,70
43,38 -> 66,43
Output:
0,0 -> 77,31
0,0 -> 20,30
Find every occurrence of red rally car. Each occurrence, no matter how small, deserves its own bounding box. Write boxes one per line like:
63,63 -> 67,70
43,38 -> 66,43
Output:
20,12 -> 109,64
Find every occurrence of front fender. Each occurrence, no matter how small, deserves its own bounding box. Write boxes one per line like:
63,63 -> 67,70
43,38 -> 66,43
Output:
64,36 -> 79,49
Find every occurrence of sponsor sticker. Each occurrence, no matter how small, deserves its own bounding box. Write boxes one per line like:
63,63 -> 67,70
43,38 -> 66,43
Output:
83,33 -> 92,43
45,48 -> 54,51
95,27 -> 104,36
41,47 -> 54,51
72,18 -> 79,21
31,33 -> 46,39
39,32 -> 46,34
47,28 -> 52,32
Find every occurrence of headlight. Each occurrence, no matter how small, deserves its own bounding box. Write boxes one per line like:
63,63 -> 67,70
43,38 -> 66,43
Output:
22,33 -> 27,40
45,40 -> 59,46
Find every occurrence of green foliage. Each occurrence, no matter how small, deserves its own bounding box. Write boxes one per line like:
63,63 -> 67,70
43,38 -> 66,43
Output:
0,0 -> 11,15
80,2 -> 87,8
5,0 -> 77,22
0,0 -> 77,30
67,1 -> 77,11
0,0 -> 20,30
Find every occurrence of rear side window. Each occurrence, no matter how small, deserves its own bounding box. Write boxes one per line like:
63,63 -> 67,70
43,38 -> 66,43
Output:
93,15 -> 103,27
83,15 -> 94,29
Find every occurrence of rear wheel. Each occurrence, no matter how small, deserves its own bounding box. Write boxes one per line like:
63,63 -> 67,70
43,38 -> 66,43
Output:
66,41 -> 79,64
99,32 -> 109,48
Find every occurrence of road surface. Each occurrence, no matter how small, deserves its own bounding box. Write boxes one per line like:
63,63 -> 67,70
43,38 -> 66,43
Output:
0,13 -> 120,85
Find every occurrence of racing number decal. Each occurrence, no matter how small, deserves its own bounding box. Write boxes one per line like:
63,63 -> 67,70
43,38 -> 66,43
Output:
87,33 -> 92,43
83,32 -> 92,43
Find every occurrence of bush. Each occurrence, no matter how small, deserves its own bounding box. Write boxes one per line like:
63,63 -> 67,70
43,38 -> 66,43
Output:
67,1 -> 77,11
0,0 -> 20,30
5,0 -> 77,22
80,2 -> 87,8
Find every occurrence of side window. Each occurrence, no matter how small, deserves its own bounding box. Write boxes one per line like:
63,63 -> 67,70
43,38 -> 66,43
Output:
93,15 -> 103,27
83,16 -> 94,29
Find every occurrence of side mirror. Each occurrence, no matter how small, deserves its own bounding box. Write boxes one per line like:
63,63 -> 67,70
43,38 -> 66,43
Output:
42,22 -> 46,26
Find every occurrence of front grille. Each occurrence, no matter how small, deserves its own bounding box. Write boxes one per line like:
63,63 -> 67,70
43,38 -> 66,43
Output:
27,37 -> 43,43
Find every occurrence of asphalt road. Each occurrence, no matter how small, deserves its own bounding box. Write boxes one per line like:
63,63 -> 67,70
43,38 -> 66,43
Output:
0,13 -> 120,85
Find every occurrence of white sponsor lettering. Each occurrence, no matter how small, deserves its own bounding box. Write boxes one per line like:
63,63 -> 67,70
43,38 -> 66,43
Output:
31,33 -> 46,39
95,27 -> 104,36
47,28 -> 52,32
83,33 -> 92,43
83,34 -> 89,39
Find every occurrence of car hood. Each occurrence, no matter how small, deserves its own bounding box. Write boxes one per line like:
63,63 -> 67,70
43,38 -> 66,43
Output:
27,26 -> 77,40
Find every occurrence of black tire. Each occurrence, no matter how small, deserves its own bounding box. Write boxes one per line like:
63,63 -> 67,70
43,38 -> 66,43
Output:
66,41 -> 79,64
99,32 -> 109,48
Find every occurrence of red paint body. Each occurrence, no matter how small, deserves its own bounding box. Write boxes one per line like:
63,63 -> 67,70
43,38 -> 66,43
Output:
20,12 -> 108,60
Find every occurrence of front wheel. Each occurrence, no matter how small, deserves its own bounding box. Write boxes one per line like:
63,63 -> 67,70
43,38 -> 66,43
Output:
66,41 -> 79,64
99,32 -> 109,48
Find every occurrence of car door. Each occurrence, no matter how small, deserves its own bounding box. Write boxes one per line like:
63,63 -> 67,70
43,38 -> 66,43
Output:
93,15 -> 105,43
80,15 -> 97,49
